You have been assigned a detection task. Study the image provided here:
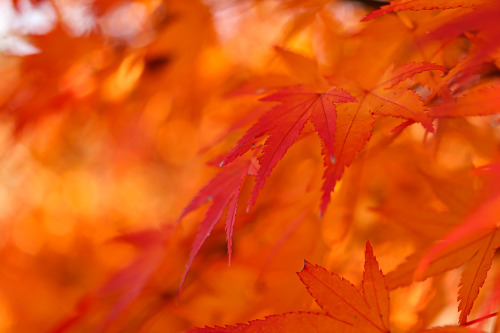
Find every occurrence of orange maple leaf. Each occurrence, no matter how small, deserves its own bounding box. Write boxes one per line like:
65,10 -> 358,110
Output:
361,0 -> 492,22
387,193 -> 500,324
321,62 -> 444,213
189,242 -> 477,332
431,85 -> 500,118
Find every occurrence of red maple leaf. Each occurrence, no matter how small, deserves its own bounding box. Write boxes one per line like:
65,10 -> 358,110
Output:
221,62 -> 445,216
177,158 -> 259,295
220,84 -> 356,213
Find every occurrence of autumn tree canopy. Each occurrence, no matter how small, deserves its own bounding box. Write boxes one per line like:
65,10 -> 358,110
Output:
1,0 -> 500,332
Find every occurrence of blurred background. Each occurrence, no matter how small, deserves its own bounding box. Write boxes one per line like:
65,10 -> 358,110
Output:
1,0 -> 500,332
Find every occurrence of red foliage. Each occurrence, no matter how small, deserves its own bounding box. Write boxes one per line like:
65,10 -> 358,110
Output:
2,0 -> 500,332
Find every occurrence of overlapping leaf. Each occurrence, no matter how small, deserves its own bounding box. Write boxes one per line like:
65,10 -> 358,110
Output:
320,62 -> 444,214
221,61 -> 444,216
221,84 -> 356,212
431,85 -> 500,118
387,193 -> 500,324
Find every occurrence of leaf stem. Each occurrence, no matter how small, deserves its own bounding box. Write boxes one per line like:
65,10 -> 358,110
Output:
462,312 -> 497,326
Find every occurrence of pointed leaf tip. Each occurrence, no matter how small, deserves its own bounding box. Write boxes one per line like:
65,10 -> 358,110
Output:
301,260 -> 312,272
177,160 -> 251,297
362,239 -> 390,331
365,241 -> 373,254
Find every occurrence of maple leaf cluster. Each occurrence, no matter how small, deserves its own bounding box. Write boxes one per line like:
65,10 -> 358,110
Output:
1,0 -> 500,332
